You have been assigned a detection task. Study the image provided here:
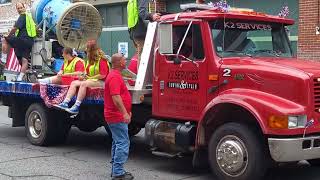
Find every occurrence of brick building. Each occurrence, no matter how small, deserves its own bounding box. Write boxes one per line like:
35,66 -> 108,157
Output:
298,0 -> 320,60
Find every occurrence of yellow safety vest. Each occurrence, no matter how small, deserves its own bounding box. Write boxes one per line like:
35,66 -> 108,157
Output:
85,58 -> 110,80
127,0 -> 139,29
86,59 -> 100,78
63,57 -> 84,74
15,13 -> 37,38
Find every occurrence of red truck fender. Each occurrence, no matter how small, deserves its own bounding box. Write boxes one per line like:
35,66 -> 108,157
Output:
196,88 -> 305,147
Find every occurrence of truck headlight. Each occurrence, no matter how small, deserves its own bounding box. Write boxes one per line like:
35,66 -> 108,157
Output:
288,115 -> 307,129
268,115 -> 307,129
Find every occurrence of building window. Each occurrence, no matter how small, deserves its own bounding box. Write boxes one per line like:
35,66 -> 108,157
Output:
97,3 -> 127,27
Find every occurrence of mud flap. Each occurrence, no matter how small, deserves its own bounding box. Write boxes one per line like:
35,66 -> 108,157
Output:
11,102 -> 26,127
192,147 -> 209,169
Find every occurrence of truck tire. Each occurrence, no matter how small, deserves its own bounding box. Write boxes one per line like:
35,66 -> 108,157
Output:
25,103 -> 70,146
208,123 -> 267,180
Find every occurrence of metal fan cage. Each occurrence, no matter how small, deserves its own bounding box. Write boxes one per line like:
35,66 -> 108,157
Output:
56,2 -> 102,50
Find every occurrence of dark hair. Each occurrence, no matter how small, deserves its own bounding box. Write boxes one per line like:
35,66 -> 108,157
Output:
63,47 -> 73,56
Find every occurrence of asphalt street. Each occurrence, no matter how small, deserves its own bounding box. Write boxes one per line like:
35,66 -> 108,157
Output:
0,106 -> 320,180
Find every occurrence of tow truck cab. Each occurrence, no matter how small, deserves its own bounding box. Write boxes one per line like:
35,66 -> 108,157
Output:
145,5 -> 320,180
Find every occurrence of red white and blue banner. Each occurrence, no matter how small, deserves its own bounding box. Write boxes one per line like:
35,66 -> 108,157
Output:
40,84 -> 68,107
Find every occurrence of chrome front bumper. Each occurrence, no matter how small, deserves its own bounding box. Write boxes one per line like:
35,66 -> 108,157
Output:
268,136 -> 320,162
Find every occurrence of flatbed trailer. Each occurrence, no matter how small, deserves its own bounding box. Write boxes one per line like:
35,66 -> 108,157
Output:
0,81 -> 151,145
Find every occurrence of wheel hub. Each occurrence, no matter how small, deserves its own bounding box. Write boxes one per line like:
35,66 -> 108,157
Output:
28,111 -> 42,139
216,135 -> 248,177
34,119 -> 42,131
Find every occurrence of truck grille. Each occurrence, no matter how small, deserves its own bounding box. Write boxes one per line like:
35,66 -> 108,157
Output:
314,78 -> 320,112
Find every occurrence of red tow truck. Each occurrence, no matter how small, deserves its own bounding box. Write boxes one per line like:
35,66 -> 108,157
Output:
1,3 -> 320,180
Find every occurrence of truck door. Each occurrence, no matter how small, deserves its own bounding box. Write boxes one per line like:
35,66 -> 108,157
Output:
154,21 -> 207,121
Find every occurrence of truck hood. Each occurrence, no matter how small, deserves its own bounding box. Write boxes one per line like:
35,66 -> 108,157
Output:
262,58 -> 320,76
220,57 -> 318,106
221,57 -> 320,78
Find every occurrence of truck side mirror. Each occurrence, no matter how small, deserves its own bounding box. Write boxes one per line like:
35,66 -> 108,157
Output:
159,23 -> 173,54
173,56 -> 181,64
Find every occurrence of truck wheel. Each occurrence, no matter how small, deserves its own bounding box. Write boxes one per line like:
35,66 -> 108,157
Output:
25,103 -> 70,146
208,123 -> 267,180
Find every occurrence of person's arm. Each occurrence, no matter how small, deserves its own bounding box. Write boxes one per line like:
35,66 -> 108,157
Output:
9,15 -> 23,36
138,0 -> 151,20
63,60 -> 85,76
63,71 -> 84,76
8,28 -> 17,36
112,95 -> 129,115
112,95 -> 131,123
87,74 -> 103,80
138,0 -> 160,21
109,77 -> 131,122
57,70 -> 63,76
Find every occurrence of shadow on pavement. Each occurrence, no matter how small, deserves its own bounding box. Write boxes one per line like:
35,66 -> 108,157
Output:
65,128 -> 320,180
2,125 -> 320,180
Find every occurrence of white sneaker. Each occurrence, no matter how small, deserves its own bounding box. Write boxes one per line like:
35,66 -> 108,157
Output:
16,73 -> 25,82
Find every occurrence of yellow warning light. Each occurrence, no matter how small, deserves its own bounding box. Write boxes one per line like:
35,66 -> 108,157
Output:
230,7 -> 266,16
230,7 -> 254,12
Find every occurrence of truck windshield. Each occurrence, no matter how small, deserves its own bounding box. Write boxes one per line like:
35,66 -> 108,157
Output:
210,19 -> 293,58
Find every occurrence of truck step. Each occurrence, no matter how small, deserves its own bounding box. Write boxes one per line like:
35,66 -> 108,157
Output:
151,150 -> 183,158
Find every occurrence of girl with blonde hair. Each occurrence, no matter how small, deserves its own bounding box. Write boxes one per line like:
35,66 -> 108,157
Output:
55,40 -> 110,114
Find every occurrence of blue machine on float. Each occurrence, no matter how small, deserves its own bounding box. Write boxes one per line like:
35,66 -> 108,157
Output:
32,0 -> 72,32
31,0 -> 102,50
29,0 -> 102,71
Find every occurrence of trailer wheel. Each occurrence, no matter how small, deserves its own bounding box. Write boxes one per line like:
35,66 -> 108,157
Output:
25,103 -> 70,146
208,123 -> 267,180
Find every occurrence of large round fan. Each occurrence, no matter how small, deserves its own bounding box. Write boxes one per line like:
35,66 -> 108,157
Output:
55,2 -> 102,50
